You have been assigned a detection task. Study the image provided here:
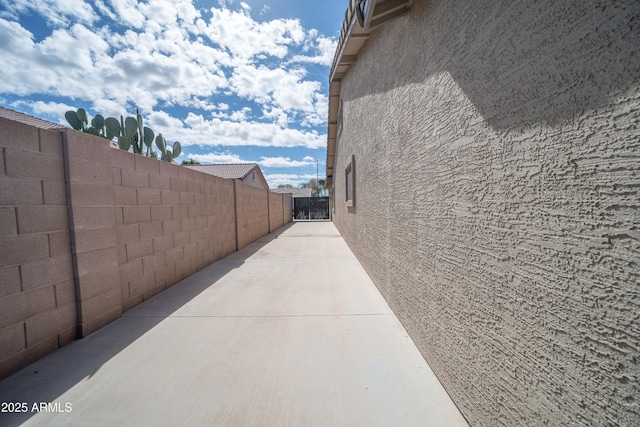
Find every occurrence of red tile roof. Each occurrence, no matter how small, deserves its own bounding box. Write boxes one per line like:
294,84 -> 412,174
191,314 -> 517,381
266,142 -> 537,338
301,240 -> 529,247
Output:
0,106 -> 66,130
185,163 -> 260,180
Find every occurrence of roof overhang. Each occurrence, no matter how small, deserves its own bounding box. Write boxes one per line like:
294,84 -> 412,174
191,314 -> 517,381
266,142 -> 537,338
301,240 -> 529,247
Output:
325,0 -> 411,189
358,0 -> 412,31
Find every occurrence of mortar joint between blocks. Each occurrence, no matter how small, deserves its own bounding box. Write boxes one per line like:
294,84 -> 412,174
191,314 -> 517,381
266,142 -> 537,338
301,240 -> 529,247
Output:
18,264 -> 24,293
22,321 -> 27,349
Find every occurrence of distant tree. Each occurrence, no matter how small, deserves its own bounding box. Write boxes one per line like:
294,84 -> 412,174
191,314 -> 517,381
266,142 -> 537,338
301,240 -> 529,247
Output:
300,178 -> 327,197
181,159 -> 201,165
277,184 -> 294,189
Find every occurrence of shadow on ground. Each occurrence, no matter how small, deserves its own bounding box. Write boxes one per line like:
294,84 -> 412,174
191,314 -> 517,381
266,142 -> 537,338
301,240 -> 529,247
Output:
0,224 -> 293,426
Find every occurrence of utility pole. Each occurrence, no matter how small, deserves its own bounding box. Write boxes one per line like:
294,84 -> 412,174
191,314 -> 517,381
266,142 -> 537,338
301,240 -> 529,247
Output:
316,158 -> 319,197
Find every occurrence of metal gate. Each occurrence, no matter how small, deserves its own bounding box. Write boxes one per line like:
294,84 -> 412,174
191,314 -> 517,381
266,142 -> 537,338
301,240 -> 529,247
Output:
293,197 -> 330,220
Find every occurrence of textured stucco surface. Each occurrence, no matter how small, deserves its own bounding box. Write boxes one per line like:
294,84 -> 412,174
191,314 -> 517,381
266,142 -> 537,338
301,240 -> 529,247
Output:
331,0 -> 640,425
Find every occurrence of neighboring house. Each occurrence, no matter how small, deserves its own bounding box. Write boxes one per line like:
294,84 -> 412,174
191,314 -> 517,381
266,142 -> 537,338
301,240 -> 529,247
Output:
326,1 -> 639,426
0,106 -> 66,130
185,163 -> 268,189
271,187 -> 313,198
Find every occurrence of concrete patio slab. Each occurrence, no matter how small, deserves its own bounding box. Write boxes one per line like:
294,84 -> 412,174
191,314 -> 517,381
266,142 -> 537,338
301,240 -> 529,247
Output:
0,222 -> 468,427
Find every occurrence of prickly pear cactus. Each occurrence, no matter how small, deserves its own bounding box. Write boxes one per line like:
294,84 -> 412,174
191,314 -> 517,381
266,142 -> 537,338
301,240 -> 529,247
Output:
65,109 -> 87,131
155,134 -> 181,162
64,107 -> 181,161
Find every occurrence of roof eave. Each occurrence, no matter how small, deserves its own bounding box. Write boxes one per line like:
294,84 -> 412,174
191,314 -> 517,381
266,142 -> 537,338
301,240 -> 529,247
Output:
326,1 -> 371,189
325,0 -> 412,190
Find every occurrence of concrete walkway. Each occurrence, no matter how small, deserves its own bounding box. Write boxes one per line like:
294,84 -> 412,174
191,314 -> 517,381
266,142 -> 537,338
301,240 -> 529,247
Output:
0,222 -> 467,427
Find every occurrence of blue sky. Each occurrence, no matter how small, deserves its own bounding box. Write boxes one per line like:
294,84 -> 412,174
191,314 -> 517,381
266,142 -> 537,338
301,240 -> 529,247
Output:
0,0 -> 346,187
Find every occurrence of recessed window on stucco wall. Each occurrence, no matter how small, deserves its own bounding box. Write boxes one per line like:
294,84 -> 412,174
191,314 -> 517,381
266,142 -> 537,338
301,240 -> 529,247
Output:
338,100 -> 344,137
346,154 -> 355,208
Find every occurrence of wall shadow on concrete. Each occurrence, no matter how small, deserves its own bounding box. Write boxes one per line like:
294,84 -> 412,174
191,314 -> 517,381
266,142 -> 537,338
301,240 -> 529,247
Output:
0,223 -> 293,427
344,0 -> 640,130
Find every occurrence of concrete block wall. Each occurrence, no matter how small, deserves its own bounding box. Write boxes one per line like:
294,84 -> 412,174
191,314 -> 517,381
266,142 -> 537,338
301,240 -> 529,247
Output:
0,119 -> 76,379
0,120 -> 291,379
65,131 -> 121,337
111,150 -> 236,311
268,191 -> 285,232
235,182 -> 269,249
283,193 -> 293,224
331,0 -> 640,425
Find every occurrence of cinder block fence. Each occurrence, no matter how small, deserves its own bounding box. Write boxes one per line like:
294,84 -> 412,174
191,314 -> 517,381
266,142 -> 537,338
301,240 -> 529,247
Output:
0,115 -> 292,379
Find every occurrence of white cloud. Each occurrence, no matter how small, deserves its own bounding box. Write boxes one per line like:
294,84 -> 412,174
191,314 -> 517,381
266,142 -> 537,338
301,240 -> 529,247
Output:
228,107 -> 251,122
264,173 -> 318,188
0,18 -> 34,59
230,64 -> 326,120
178,113 -> 325,149
259,156 -> 315,168
202,6 -> 305,60
0,0 -> 98,27
147,110 -> 185,131
291,34 -> 337,66
11,100 -> 77,126
0,0 -> 334,154
105,0 -> 146,28
262,106 -> 288,127
175,1 -> 200,25
190,151 -> 251,164
91,99 -> 128,118
139,0 -> 179,28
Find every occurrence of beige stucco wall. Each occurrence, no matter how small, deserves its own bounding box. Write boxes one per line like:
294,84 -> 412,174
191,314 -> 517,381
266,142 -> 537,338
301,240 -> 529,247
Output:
332,0 -> 639,425
0,122 -> 292,379
240,169 -> 268,189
